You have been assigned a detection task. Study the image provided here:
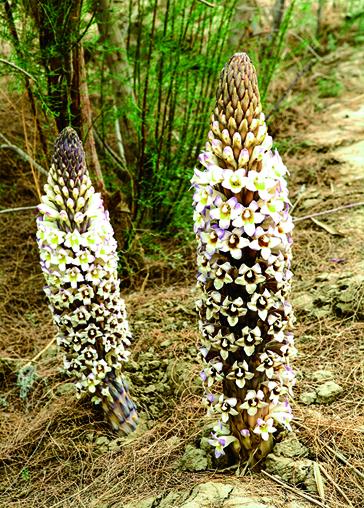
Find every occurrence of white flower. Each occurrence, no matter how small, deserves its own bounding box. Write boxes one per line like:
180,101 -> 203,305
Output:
193,185 -> 215,213
38,199 -> 60,219
63,266 -> 84,288
220,296 -> 248,327
201,228 -> 226,255
226,360 -> 254,388
200,358 -> 224,387
193,209 -> 208,233
247,289 -> 275,321
240,389 -> 268,416
210,261 -> 233,290
259,196 -> 285,224
253,417 -> 277,441
74,250 -> 95,271
265,380 -> 287,405
64,230 -> 83,252
209,330 -> 238,360
249,227 -> 281,260
232,200 -> 265,236
221,168 -> 247,193
244,170 -> 276,201
256,352 -> 275,379
51,249 -> 73,272
221,228 -> 250,260
235,263 -> 265,294
48,230 -> 66,248
270,399 -> 293,431
235,326 -> 263,356
206,165 -> 225,185
215,395 -> 239,423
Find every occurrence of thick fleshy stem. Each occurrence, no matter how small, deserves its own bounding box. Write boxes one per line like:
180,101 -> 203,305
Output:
36,127 -> 138,435
193,54 -> 296,465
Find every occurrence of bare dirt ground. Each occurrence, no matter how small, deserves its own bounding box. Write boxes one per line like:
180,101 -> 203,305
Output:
0,45 -> 364,508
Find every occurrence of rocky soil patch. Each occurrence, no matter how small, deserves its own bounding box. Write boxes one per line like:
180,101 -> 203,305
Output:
123,481 -> 312,508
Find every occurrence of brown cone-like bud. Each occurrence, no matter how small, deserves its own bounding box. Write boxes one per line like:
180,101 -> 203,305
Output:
212,54 -> 262,155
208,54 -> 267,204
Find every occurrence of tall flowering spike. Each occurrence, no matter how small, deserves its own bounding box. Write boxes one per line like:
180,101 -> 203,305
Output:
36,127 -> 138,435
193,54 -> 296,466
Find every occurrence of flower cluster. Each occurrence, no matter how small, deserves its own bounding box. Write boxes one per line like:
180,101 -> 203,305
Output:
36,128 -> 138,435
193,54 -> 296,464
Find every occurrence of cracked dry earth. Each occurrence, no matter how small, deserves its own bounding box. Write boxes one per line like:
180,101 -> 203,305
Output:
292,46 -> 364,320
123,482 -> 312,508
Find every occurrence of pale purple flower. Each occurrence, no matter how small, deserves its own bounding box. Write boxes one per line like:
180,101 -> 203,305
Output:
200,358 -> 224,387
270,399 -> 293,431
201,227 -> 227,255
193,185 -> 215,213
210,196 -> 243,230
208,432 -> 237,458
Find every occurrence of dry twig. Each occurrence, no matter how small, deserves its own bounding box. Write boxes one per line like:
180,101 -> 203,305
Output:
0,132 -> 47,175
0,205 -> 37,214
0,57 -> 36,82
293,201 -> 364,222
22,337 -> 57,369
325,443 -> 364,483
261,470 -> 327,508
319,464 -> 354,507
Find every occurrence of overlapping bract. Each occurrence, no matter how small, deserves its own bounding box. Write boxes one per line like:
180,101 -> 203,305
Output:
193,54 -> 296,463
36,128 -> 138,434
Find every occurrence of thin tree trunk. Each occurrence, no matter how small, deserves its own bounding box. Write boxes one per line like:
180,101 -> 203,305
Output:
28,0 -> 82,132
78,45 -> 106,195
94,0 -> 138,215
94,0 -> 139,166
3,0 -> 49,163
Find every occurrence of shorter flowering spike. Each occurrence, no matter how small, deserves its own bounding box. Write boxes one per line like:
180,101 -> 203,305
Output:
193,54 -> 295,466
37,128 -> 138,434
